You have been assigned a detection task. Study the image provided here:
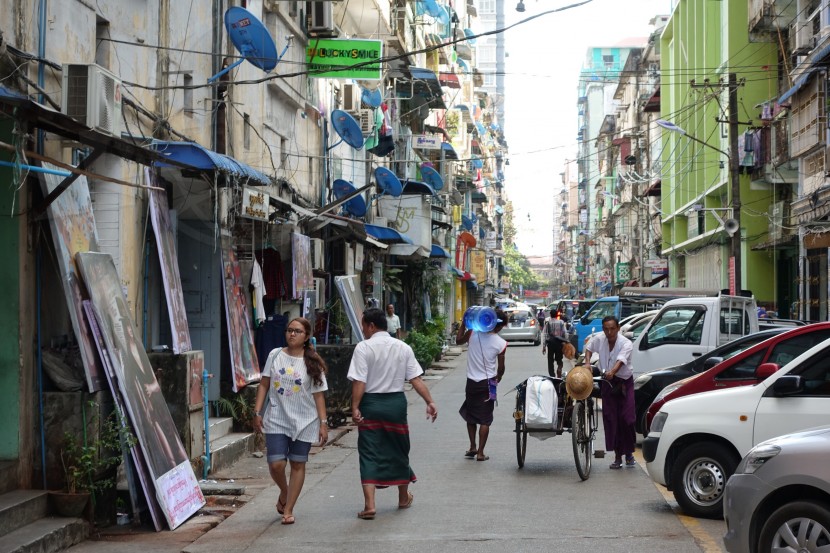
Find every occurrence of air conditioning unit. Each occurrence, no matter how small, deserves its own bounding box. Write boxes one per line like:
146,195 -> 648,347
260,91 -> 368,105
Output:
306,1 -> 337,37
310,237 -> 324,270
357,109 -> 374,135
791,20 -> 814,54
62,63 -> 122,136
312,277 -> 326,308
342,83 -> 359,112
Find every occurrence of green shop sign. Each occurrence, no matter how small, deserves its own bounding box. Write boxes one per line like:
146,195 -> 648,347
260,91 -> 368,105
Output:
306,39 -> 382,79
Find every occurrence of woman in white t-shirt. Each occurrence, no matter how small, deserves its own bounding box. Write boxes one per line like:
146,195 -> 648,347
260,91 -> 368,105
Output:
456,308 -> 507,461
253,317 -> 328,525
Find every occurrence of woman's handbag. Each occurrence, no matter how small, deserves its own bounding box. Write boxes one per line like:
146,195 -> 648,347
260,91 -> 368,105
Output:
488,377 -> 498,401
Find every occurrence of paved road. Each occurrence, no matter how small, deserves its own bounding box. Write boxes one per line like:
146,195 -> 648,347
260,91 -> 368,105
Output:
182,341 -> 728,553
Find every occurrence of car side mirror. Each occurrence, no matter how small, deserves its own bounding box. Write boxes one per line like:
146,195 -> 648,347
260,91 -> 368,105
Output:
770,374 -> 802,396
702,357 -> 723,371
756,362 -> 780,380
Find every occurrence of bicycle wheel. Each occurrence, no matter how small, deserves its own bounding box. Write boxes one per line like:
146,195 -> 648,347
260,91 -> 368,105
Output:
572,400 -> 592,480
516,419 -> 527,468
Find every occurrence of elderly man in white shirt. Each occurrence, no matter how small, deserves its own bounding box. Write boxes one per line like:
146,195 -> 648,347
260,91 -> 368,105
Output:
583,315 -> 635,469
385,304 -> 402,338
348,308 -> 437,520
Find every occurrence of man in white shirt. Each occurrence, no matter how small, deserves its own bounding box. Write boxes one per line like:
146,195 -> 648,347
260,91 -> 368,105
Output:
456,308 -> 507,462
386,304 -> 401,338
348,308 -> 437,520
583,315 -> 635,469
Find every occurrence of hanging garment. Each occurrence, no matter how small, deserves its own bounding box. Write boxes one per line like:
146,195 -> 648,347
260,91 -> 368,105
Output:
251,258 -> 266,326
254,248 -> 288,300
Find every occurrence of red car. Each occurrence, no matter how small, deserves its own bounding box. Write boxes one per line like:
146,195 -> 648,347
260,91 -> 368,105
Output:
645,322 -> 830,432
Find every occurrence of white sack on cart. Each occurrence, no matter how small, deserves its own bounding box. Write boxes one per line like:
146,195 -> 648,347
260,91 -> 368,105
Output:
525,376 -> 558,439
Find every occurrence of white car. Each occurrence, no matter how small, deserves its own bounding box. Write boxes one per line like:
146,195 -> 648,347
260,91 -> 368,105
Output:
642,336 -> 830,519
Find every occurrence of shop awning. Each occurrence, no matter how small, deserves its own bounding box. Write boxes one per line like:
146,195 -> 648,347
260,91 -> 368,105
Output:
430,244 -> 450,258
458,231 -> 477,247
407,66 -> 447,110
364,224 -> 414,244
453,104 -> 472,123
152,141 -> 271,186
401,179 -> 436,196
450,266 -> 474,281
439,72 -> 461,89
442,142 -> 459,160
778,67 -> 821,105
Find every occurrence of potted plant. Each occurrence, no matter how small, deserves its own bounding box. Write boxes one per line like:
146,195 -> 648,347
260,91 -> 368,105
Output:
53,406 -> 134,518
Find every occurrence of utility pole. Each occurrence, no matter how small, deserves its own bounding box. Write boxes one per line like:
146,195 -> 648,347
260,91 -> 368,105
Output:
728,73 -> 741,294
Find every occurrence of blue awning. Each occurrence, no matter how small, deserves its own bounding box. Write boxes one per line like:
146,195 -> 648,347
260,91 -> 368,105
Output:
778,67 -> 821,105
457,58 -> 469,73
401,179 -> 436,196
152,141 -> 271,185
463,28 -> 477,45
430,244 -> 450,258
364,224 -> 414,244
471,156 -> 484,169
441,142 -> 458,160
450,266 -> 464,277
475,122 -> 487,136
408,66 -> 447,110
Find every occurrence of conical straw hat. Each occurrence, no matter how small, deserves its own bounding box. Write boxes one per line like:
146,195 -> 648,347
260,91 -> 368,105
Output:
566,366 -> 593,401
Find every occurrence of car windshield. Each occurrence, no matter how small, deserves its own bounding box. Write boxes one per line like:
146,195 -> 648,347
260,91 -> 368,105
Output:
509,311 -> 531,323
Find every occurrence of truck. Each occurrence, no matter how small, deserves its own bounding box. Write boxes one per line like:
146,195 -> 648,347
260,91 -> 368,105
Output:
628,291 -> 758,376
572,287 -> 724,353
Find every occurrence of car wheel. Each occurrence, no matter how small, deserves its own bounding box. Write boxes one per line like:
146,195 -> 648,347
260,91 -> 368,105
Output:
669,442 -> 738,519
533,335 -> 541,346
758,501 -> 830,553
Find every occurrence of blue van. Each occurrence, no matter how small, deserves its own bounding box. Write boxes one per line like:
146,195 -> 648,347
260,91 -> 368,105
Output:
572,288 -> 721,353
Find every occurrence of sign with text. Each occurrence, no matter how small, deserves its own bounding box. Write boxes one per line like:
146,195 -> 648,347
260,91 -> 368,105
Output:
241,188 -> 269,221
413,134 -> 441,149
307,39 -> 382,79
469,249 -> 486,280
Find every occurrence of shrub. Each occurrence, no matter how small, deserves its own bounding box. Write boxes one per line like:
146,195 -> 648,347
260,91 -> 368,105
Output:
404,330 -> 443,370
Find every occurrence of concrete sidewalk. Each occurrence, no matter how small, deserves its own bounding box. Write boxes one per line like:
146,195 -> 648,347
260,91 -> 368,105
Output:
66,347 -> 466,553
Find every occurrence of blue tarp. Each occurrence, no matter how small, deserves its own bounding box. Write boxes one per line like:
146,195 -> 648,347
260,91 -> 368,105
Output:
152,141 -> 271,185
364,224 -> 414,244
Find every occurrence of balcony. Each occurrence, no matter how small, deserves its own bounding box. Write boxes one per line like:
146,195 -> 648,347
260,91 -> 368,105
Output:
749,0 -> 798,38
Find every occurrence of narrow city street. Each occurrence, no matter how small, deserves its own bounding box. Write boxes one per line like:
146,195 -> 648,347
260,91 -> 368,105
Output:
175,343 -> 728,553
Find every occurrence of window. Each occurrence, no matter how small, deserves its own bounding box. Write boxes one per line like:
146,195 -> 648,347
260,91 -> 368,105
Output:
478,0 -> 495,14
478,45 -> 496,63
603,54 -> 615,68
769,331 -> 830,367
785,346 -> 830,396
482,72 -> 495,87
645,307 -> 705,345
717,351 -> 765,380
720,306 -> 750,335
183,74 -> 193,116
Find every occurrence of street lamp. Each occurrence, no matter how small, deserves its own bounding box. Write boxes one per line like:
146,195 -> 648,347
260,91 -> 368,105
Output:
656,119 -> 742,294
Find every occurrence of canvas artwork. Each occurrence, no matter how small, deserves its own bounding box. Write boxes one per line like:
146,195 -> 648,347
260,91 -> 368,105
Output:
75,252 -> 204,529
147,169 -> 192,353
82,300 -> 164,532
292,232 -> 313,299
220,234 -> 260,391
38,162 -> 105,392
334,275 -> 365,342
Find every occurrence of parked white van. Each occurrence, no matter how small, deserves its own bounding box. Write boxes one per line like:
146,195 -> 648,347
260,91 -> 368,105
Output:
630,292 -> 758,376
642,336 -> 830,518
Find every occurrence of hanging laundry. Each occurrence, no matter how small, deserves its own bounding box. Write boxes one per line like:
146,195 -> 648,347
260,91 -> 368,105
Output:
250,258 -> 266,326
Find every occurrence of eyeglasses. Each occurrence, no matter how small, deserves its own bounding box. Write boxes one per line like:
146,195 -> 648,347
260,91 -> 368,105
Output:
286,328 -> 306,335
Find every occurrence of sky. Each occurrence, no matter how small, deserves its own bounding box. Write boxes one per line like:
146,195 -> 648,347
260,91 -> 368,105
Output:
501,0 -> 674,259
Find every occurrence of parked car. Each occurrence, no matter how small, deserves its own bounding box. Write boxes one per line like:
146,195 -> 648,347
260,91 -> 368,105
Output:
643,336 -> 830,519
633,329 -> 786,436
498,309 -> 541,345
723,425 -> 830,553
620,310 -> 659,340
645,322 -> 830,433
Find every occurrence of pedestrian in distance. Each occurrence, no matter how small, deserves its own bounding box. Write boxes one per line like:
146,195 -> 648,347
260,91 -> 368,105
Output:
542,314 -> 568,378
386,303 -> 402,338
253,317 -> 329,525
456,308 -> 507,462
583,315 -> 636,469
348,308 -> 438,520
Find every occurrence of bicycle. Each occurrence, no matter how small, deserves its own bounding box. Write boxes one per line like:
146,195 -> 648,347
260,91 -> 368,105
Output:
513,374 -> 605,480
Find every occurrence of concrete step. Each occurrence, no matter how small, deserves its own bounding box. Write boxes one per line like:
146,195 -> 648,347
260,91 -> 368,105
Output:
0,517 -> 88,553
208,433 -> 254,475
208,417 -> 234,441
0,490 -> 49,538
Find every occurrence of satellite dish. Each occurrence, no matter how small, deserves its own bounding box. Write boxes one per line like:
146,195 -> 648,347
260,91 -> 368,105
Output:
329,109 -> 365,150
461,215 -> 473,230
208,7 -> 290,83
420,165 -> 444,191
332,179 -> 368,217
361,87 -> 383,108
374,166 -> 403,198
423,0 -> 450,25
